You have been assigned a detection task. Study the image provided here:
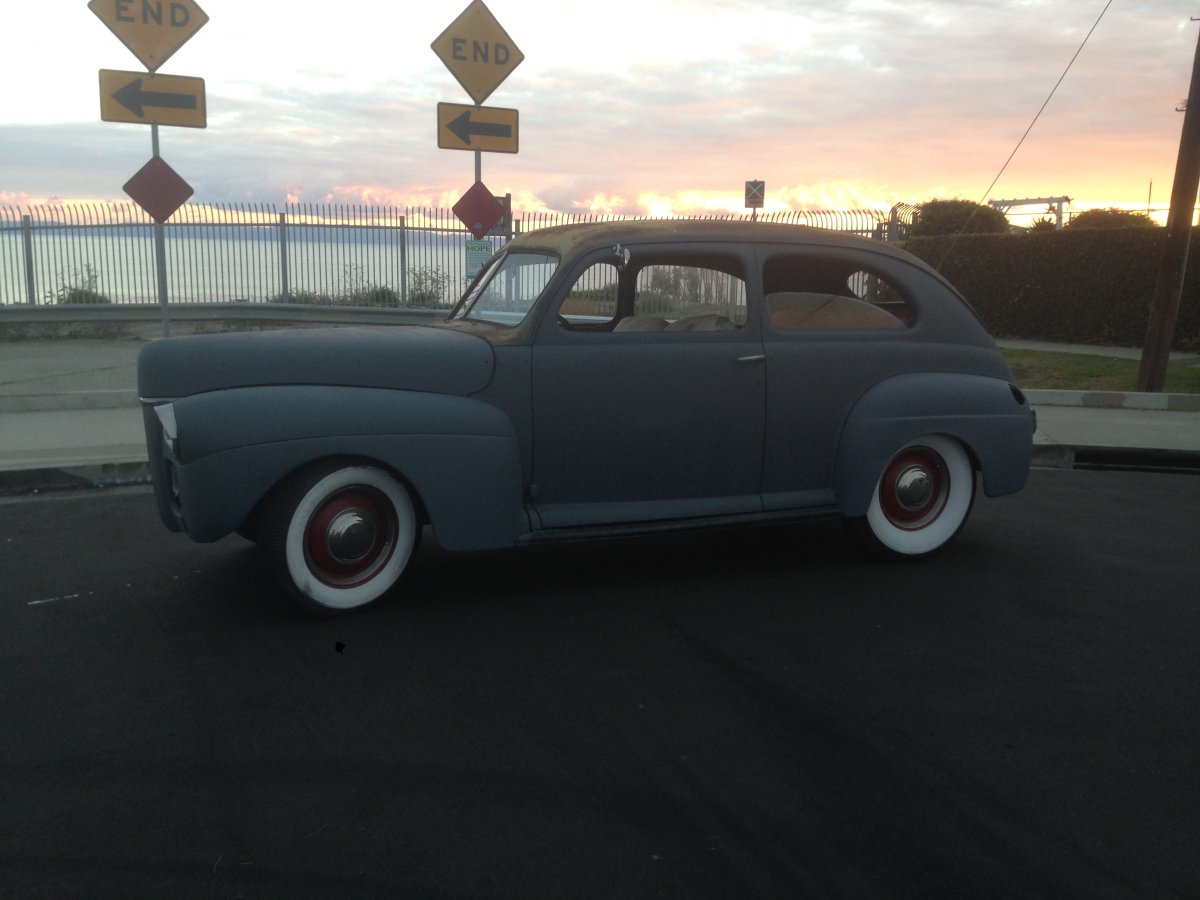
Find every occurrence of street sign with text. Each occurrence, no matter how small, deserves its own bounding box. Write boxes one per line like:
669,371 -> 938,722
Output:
88,0 -> 209,72
100,69 -> 206,128
431,0 -> 524,105
438,102 -> 518,153
466,239 -> 494,279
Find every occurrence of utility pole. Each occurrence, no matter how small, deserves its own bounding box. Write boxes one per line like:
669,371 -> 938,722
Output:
1138,19 -> 1200,392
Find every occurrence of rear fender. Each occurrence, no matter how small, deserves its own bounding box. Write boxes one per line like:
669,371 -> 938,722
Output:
834,373 -> 1034,516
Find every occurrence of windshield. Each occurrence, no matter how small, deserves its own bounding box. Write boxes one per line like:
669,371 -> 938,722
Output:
451,251 -> 559,328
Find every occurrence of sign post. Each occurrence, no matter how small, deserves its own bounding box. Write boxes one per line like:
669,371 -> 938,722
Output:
433,1 -> 523,250
90,0 -> 209,336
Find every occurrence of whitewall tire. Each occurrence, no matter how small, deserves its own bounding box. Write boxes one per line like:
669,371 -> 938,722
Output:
264,462 -> 418,614
854,435 -> 975,558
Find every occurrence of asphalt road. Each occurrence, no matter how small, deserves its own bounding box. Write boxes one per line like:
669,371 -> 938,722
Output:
2,470 -> 1198,899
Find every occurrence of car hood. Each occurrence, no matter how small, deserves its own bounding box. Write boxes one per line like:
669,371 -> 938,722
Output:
138,325 -> 494,401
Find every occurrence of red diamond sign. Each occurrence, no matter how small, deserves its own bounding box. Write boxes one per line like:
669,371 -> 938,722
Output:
453,181 -> 504,239
123,156 -> 193,223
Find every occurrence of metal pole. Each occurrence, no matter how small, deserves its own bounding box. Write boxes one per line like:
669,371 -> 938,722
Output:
400,213 -> 409,307
1137,21 -> 1200,392
151,123 -> 171,337
154,221 -> 170,338
21,214 -> 37,304
278,212 -> 290,300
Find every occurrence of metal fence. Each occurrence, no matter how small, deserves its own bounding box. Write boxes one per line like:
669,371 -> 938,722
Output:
0,203 -> 898,308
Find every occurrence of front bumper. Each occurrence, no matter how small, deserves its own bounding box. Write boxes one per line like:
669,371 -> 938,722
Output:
141,403 -> 185,532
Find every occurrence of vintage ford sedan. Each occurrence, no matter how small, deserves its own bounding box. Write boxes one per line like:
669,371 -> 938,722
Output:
139,221 -> 1035,614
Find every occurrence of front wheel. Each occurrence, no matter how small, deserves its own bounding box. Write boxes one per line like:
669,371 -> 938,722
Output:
848,435 -> 975,559
262,462 -> 419,614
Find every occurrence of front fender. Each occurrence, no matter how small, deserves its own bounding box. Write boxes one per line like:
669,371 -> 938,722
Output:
834,373 -> 1034,516
163,386 -> 526,550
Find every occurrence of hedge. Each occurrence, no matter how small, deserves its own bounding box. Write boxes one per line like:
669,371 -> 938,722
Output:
902,230 -> 1200,352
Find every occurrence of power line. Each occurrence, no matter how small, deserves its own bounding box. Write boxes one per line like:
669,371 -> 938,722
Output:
975,0 -> 1115,207
933,0 -> 1114,264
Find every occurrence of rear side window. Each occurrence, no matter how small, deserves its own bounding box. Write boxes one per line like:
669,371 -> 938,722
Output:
763,254 -> 913,330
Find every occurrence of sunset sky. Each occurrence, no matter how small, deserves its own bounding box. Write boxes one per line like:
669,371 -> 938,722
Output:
2,0 -> 1198,224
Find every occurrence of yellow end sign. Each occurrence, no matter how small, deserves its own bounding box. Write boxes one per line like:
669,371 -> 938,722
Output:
437,103 -> 518,154
89,0 -> 209,72
431,0 -> 524,105
100,70 -> 206,128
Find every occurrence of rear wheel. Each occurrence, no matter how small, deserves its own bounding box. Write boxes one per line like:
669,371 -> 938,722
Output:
849,435 -> 975,558
262,461 -> 418,614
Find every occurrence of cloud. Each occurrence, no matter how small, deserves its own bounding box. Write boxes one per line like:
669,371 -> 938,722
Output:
3,0 -> 1196,214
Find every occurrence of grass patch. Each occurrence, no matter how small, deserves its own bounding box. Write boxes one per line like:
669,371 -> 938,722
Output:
1002,349 -> 1200,393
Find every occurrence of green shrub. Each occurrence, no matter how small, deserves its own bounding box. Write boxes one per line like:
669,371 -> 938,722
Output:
407,266 -> 449,307
57,287 -> 111,305
1067,208 -> 1158,230
46,264 -> 111,305
269,290 -> 332,305
903,230 -> 1199,351
349,285 -> 401,307
909,199 -> 1010,237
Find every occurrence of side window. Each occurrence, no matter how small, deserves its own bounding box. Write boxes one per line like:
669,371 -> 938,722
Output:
763,254 -> 913,331
559,262 -> 619,327
630,263 -> 747,332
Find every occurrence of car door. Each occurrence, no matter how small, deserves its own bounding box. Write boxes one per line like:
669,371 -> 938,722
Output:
757,244 -> 921,510
529,245 -> 766,530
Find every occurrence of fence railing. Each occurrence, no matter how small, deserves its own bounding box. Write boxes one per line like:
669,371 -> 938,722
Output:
0,203 -> 898,308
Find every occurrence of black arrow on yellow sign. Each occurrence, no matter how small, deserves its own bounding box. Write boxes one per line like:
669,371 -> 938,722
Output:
437,102 -> 518,154
113,78 -> 198,118
99,70 -> 206,129
448,110 -> 512,145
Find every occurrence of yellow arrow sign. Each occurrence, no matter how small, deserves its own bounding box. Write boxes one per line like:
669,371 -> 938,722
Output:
431,0 -> 524,105
89,0 -> 209,72
438,103 -> 518,154
100,70 -> 206,128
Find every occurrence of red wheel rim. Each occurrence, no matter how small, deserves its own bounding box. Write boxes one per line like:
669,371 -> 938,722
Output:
878,447 -> 950,531
303,487 -> 397,587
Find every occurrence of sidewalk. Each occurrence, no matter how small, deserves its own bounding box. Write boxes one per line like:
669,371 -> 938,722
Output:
1,337 -> 1198,492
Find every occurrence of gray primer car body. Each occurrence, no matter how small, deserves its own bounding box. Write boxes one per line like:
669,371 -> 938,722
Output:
138,220 -> 1034,611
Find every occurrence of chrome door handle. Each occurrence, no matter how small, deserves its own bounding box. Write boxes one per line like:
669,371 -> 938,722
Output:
736,354 -> 766,364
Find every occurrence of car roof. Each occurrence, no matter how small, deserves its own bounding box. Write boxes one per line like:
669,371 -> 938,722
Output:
506,219 -> 895,259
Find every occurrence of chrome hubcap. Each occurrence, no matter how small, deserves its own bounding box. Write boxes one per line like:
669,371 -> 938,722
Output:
894,465 -> 935,511
303,486 -> 397,587
325,509 -> 377,565
879,448 -> 949,531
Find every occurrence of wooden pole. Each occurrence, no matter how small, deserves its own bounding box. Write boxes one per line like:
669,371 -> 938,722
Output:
1137,22 -> 1200,392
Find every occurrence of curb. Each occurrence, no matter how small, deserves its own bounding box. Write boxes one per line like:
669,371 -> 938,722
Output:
0,462 -> 151,496
0,389 -> 139,414
1032,445 -> 1200,473
1025,389 -> 1200,412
